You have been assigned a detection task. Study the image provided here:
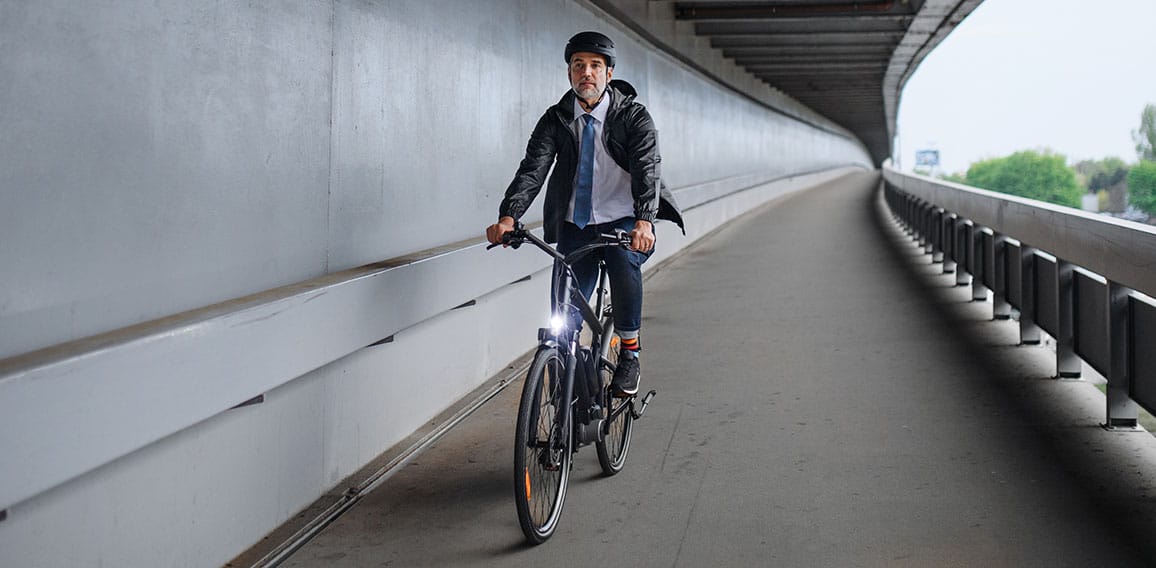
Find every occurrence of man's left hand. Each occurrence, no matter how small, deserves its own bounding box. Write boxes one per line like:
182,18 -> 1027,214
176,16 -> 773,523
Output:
629,220 -> 655,253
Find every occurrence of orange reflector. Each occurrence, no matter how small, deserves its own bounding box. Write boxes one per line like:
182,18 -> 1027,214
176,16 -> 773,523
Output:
611,336 -> 620,348
524,468 -> 532,502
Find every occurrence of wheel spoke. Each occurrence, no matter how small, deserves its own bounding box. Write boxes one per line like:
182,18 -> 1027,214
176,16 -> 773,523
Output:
596,331 -> 634,475
515,349 -> 570,542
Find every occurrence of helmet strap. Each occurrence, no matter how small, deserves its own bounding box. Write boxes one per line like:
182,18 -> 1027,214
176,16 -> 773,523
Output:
574,87 -> 607,112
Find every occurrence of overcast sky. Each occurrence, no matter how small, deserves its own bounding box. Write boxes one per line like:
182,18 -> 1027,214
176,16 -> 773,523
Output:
896,0 -> 1156,175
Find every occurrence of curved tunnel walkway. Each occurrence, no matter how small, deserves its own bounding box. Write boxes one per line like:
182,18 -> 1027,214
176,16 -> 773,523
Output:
279,172 -> 1156,566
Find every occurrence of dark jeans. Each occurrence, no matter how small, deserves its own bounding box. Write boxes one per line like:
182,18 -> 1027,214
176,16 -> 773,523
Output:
555,218 -> 653,333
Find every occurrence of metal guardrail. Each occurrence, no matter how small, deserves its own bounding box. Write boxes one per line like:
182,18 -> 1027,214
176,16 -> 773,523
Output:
883,165 -> 1156,429
0,165 -> 863,514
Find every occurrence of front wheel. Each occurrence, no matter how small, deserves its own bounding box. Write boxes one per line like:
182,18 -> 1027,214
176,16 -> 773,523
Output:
514,347 -> 571,544
596,328 -> 634,476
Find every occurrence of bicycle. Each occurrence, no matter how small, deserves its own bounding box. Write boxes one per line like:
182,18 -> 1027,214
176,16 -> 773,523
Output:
488,223 -> 657,544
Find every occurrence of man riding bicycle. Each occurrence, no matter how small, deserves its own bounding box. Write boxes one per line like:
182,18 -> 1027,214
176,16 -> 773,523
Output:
485,31 -> 684,398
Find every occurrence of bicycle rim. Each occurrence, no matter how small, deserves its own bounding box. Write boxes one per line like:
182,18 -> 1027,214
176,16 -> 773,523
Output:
514,348 -> 571,543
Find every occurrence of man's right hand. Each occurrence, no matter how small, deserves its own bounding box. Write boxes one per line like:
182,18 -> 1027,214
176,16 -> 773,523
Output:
486,216 -> 517,245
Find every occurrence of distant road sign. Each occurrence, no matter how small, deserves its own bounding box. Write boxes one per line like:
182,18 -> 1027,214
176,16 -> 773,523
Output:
915,150 -> 940,167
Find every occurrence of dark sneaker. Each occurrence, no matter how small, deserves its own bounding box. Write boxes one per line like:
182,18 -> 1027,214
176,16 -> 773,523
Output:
611,356 -> 640,398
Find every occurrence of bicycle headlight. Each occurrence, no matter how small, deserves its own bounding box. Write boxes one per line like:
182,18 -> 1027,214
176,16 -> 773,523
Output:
549,314 -> 566,335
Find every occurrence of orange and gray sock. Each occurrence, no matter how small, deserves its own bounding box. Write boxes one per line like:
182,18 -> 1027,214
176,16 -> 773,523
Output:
619,333 -> 640,359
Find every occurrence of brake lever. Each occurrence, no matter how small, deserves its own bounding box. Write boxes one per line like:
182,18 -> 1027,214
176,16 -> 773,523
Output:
614,229 -> 633,249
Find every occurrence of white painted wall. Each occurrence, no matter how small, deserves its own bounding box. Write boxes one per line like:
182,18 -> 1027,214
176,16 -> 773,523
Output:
0,0 -> 871,565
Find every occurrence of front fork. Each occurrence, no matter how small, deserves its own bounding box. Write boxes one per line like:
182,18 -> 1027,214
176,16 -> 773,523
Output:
555,346 -> 578,451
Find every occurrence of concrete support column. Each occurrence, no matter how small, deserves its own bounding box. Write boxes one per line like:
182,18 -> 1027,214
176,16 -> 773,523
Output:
931,208 -> 944,264
942,214 -> 956,274
992,233 -> 1012,319
956,220 -> 971,287
1020,246 -> 1042,345
1056,260 -> 1081,379
971,225 -> 987,301
902,194 -> 914,235
912,199 -> 923,243
922,204 -> 934,254
1106,282 -> 1139,428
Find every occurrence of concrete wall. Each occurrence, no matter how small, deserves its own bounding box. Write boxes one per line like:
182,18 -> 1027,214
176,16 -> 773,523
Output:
0,1 -> 871,565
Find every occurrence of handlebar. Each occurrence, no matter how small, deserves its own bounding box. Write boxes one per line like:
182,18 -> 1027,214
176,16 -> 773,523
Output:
486,222 -> 633,261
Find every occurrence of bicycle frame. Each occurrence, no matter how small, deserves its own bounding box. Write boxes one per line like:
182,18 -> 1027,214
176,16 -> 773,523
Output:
492,228 -> 622,448
545,239 -> 616,450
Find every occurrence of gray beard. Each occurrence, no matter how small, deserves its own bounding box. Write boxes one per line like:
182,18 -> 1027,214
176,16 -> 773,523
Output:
572,85 -> 604,102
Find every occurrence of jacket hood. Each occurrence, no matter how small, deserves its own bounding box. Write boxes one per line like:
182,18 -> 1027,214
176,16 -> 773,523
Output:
608,79 -> 637,98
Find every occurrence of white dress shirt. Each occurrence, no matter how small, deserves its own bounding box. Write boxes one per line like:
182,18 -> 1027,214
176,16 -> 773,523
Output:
567,91 -> 634,226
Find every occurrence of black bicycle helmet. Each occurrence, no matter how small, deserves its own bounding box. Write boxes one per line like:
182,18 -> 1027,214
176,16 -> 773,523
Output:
564,31 -> 616,68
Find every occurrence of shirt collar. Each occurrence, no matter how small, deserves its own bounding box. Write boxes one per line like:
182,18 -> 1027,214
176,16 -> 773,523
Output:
572,89 -> 611,124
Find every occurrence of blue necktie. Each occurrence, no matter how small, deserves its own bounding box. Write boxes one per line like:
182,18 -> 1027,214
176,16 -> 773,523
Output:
573,114 -> 596,229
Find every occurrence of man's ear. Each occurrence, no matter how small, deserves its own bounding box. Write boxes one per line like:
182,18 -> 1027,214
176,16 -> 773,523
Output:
607,66 -> 614,81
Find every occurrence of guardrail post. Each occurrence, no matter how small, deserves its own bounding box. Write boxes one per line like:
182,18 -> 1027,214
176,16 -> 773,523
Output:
885,185 -> 899,224
902,194 -> 914,235
1106,282 -> 1139,428
913,199 -> 923,243
956,220 -> 971,287
922,203 -> 934,254
971,225 -> 987,301
1056,260 -> 1081,379
992,233 -> 1011,319
1020,246 -> 1042,345
942,213 -> 956,274
931,208 -> 944,264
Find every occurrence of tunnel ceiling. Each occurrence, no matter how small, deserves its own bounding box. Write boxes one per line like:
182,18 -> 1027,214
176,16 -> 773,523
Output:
670,0 -> 982,165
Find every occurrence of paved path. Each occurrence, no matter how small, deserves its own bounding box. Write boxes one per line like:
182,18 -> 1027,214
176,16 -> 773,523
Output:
282,172 -> 1156,567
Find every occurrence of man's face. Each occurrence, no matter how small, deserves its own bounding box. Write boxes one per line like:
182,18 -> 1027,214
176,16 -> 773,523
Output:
568,52 -> 613,102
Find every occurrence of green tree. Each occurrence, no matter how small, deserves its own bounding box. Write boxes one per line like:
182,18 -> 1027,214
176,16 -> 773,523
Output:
1073,157 -> 1128,191
1073,159 -> 1097,189
964,150 -> 1083,208
1135,103 -> 1156,161
1088,157 -> 1129,191
1128,161 -> 1156,216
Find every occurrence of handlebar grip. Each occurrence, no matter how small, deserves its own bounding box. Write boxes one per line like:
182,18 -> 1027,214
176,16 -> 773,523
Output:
488,228 -> 527,250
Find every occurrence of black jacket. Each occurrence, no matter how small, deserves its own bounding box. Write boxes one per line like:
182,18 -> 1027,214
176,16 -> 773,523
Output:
499,80 -> 685,243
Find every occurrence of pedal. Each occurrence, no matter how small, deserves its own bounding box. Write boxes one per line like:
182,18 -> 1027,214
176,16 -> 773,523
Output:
631,390 -> 657,419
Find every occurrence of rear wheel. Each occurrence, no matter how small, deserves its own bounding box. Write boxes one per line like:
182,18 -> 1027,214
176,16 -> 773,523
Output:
514,347 -> 571,544
596,325 -> 634,476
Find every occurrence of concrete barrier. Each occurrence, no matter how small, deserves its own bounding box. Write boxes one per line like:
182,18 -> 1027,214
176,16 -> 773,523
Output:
0,1 -> 871,565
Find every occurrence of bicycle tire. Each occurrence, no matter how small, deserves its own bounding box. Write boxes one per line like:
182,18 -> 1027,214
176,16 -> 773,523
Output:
595,323 -> 634,476
514,347 -> 572,544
